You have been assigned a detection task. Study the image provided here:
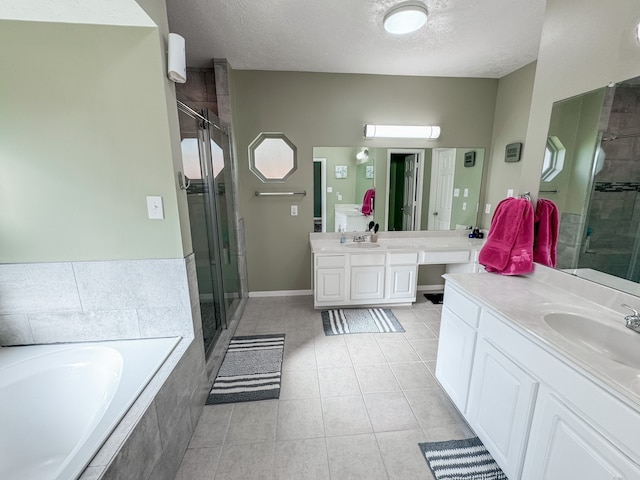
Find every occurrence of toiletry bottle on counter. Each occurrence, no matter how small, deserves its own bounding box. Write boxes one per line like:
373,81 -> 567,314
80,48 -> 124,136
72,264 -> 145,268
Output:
339,227 -> 346,244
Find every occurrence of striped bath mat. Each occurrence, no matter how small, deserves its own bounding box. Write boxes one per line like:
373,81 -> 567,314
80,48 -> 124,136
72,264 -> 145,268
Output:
321,308 -> 404,335
419,437 -> 508,479
206,334 -> 285,405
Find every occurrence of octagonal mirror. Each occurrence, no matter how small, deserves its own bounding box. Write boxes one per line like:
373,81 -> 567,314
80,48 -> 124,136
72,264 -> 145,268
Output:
248,132 -> 297,182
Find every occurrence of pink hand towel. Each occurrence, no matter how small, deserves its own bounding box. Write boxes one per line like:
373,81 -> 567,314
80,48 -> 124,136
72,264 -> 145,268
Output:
361,189 -> 375,216
479,197 -> 535,275
533,198 -> 559,267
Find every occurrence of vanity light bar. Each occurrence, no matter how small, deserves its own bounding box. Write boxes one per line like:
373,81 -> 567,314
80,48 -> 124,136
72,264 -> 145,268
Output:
363,124 -> 441,139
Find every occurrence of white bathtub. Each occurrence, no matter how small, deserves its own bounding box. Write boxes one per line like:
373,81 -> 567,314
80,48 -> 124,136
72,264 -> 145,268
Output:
0,336 -> 180,480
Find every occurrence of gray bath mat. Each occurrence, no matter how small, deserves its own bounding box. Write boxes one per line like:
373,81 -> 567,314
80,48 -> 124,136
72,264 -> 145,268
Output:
206,334 -> 285,404
419,437 -> 508,480
321,308 -> 404,335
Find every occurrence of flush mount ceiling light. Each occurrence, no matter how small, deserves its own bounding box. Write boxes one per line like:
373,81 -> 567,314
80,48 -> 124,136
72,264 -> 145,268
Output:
636,21 -> 640,43
364,124 -> 441,139
383,3 -> 428,35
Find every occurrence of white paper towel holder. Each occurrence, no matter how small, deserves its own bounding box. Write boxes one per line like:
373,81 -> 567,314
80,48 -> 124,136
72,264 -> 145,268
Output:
167,33 -> 186,83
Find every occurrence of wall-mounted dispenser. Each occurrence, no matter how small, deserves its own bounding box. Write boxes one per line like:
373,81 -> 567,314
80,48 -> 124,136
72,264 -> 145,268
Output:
167,33 -> 186,83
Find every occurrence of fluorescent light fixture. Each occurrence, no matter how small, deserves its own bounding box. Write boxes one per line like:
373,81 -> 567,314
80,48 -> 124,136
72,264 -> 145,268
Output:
364,124 -> 441,139
384,3 -> 428,35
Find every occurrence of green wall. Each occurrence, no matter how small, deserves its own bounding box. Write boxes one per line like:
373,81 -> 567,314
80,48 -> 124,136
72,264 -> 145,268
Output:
230,70 -> 498,291
0,5 -> 186,263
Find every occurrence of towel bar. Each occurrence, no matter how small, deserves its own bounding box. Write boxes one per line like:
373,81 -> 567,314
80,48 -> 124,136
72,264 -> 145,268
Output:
255,191 -> 307,196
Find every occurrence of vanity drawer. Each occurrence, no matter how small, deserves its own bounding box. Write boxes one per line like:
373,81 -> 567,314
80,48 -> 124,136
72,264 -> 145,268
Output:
316,255 -> 345,268
421,250 -> 470,264
389,252 -> 419,265
350,253 -> 386,266
443,284 -> 480,327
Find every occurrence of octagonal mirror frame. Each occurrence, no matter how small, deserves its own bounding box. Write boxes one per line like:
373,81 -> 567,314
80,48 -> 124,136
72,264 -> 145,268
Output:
248,132 -> 297,183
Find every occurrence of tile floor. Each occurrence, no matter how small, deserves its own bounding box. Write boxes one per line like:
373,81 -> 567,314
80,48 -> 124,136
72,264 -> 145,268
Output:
175,294 -> 473,480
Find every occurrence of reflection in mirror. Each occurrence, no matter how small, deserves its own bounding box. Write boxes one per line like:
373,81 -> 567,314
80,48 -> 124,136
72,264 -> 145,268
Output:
312,146 -> 485,232
540,76 -> 640,295
313,147 -> 376,232
249,132 -> 297,182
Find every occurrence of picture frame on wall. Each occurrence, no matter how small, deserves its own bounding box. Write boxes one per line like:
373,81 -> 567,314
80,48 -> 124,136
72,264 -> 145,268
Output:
335,165 -> 348,178
365,165 -> 374,178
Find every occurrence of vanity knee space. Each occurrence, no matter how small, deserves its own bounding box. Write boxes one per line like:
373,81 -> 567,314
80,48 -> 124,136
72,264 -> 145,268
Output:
436,280 -> 640,480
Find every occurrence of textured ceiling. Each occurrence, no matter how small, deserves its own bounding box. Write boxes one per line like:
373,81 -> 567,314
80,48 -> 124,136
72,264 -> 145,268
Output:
167,0 -> 546,78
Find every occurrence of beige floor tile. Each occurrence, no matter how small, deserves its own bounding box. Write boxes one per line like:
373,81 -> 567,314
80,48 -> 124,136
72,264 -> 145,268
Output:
348,342 -> 387,364
276,397 -> 325,440
188,404 -> 232,448
363,391 -> 419,432
390,362 -> 439,390
326,434 -> 388,480
273,438 -> 330,480
214,442 -> 274,480
409,338 -> 439,362
423,422 -> 474,442
315,344 -> 351,368
354,363 -> 401,394
175,446 -> 221,480
322,395 -> 373,436
279,368 -> 320,399
376,429 -> 434,480
402,322 -> 437,340
317,366 -> 361,397
378,339 -> 421,363
404,388 -> 464,429
224,400 -> 278,445
282,345 -> 317,370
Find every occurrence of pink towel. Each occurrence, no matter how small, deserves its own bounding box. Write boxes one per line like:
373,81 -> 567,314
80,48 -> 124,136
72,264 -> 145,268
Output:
361,189 -> 375,216
479,197 -> 534,275
533,198 -> 559,267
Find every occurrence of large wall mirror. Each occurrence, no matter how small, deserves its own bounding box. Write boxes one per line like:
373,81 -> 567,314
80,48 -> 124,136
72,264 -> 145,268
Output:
313,146 -> 485,233
539,75 -> 640,296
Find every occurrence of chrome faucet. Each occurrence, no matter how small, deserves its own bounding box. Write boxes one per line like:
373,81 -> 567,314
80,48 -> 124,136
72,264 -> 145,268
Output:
621,304 -> 640,333
353,235 -> 368,243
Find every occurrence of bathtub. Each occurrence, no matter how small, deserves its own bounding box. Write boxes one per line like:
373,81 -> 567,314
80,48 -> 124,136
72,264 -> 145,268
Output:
0,336 -> 180,480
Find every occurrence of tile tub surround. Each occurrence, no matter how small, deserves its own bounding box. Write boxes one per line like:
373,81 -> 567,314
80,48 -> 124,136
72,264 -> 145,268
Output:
79,336 -> 209,480
175,294 -> 474,480
0,257 -> 198,345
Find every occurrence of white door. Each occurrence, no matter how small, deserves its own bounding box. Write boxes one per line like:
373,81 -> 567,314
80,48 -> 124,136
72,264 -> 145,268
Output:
429,148 -> 456,230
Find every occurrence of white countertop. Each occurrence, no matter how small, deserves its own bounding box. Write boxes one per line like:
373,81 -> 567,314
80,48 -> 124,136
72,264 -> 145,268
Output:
444,268 -> 640,410
310,230 -> 485,254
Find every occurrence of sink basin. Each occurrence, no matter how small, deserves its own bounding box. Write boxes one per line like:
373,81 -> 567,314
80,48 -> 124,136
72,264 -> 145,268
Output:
543,312 -> 640,369
345,243 -> 381,249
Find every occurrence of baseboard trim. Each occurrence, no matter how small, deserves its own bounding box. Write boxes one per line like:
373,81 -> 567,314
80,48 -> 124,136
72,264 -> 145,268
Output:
249,289 -> 313,298
417,284 -> 445,293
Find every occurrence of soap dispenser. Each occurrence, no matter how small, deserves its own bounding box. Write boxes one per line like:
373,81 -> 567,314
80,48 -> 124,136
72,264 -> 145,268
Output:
339,226 -> 346,244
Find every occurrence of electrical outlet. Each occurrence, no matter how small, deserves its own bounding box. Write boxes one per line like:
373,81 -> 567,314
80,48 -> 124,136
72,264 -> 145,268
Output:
485,203 -> 491,214
464,188 -> 469,197
462,202 -> 467,211
507,189 -> 514,197
453,188 -> 460,197
337,194 -> 342,201
290,205 -> 298,216
327,186 -> 333,193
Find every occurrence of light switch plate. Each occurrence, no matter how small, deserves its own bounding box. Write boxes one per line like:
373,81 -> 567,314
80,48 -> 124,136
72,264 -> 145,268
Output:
337,194 -> 342,201
453,188 -> 460,197
290,205 -> 298,216
327,187 -> 333,193
464,188 -> 469,197
507,189 -> 514,197
146,196 -> 164,219
485,203 -> 491,214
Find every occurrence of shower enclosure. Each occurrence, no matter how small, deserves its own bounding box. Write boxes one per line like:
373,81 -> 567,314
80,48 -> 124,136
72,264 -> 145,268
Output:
177,102 -> 242,356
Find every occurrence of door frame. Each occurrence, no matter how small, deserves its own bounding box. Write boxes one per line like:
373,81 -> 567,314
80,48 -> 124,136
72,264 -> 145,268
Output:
384,149 -> 424,231
313,157 -> 327,232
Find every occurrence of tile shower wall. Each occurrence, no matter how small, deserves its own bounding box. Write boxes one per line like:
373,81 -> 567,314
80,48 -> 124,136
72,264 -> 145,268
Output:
556,212 -> 584,269
0,256 -> 199,346
579,84 -> 640,279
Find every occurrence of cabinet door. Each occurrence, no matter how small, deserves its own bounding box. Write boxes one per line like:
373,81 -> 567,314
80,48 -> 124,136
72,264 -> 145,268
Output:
435,307 -> 477,413
350,265 -> 385,300
316,268 -> 345,303
387,265 -> 417,299
522,390 -> 640,480
466,338 -> 538,479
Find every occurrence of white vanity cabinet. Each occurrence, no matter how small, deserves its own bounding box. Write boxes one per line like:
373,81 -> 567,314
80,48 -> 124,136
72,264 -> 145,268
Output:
436,278 -> 640,480
350,253 -> 386,301
435,283 -> 480,413
315,255 -> 346,304
387,252 -> 418,300
466,332 -> 538,479
522,388 -> 640,480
